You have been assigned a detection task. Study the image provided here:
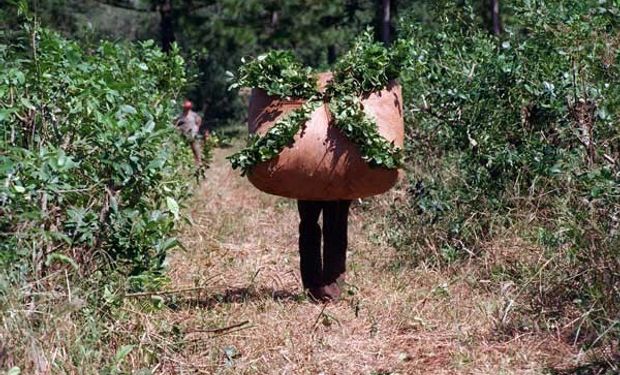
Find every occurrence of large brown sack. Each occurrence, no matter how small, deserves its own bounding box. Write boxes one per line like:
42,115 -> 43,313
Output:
246,73 -> 404,201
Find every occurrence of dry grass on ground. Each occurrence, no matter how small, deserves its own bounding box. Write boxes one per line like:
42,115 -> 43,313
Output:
1,141 -> 612,375
115,144 -> 585,374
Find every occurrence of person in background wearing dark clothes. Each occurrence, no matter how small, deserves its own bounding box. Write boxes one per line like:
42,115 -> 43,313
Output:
297,200 -> 352,302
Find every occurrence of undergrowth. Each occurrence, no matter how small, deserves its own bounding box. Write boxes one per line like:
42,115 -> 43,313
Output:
387,0 -> 619,355
0,7 -> 199,372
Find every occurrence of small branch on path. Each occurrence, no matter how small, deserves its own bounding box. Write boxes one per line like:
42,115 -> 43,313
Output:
180,321 -> 253,343
186,320 -> 251,335
124,286 -> 209,298
312,304 -> 328,331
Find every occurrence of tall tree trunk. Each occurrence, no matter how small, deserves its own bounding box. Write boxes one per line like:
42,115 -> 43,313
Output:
160,0 -> 175,52
491,0 -> 501,36
327,45 -> 337,65
380,0 -> 391,45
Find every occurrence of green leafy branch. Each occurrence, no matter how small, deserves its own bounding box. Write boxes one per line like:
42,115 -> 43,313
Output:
228,30 -> 407,175
228,99 -> 321,176
327,30 -> 403,97
329,96 -> 402,169
228,50 -> 317,99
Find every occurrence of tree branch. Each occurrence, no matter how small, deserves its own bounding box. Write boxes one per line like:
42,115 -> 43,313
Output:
94,0 -> 217,12
93,0 -> 155,12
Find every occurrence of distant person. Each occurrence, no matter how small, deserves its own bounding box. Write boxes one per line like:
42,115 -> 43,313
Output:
175,100 -> 203,166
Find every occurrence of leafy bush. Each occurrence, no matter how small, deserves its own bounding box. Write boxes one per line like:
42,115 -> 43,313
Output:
392,0 -> 619,347
0,23 -> 193,286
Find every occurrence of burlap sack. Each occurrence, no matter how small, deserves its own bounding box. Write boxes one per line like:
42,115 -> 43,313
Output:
246,73 -> 404,200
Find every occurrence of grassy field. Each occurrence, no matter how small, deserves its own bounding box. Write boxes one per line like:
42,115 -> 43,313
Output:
121,143 -> 587,374
3,140 -> 614,374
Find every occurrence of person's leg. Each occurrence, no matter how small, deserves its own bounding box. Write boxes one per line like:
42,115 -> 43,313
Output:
297,200 -> 323,293
190,139 -> 202,166
322,200 -> 352,299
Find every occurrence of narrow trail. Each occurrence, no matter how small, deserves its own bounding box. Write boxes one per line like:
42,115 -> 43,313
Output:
153,144 -> 578,374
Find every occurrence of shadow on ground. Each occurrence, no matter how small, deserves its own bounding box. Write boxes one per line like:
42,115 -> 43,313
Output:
167,286 -> 303,310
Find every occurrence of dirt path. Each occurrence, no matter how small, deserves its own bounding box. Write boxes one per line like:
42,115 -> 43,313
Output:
151,145 -> 578,374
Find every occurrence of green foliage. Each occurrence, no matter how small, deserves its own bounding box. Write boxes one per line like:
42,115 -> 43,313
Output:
328,95 -> 402,169
178,0 -> 378,123
327,30 -> 410,97
45,0 -> 377,125
230,50 -> 317,99
391,0 -> 620,346
1,1 -> 385,126
228,31 -> 404,175
0,25 -> 192,284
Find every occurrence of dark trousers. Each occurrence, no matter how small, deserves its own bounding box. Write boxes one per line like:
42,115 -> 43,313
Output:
297,200 -> 352,289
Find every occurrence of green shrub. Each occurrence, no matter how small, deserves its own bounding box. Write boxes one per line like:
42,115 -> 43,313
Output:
0,24 -> 193,286
391,0 -> 619,347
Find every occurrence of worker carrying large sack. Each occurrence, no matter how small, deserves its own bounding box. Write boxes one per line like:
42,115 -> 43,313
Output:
228,33 -> 406,301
